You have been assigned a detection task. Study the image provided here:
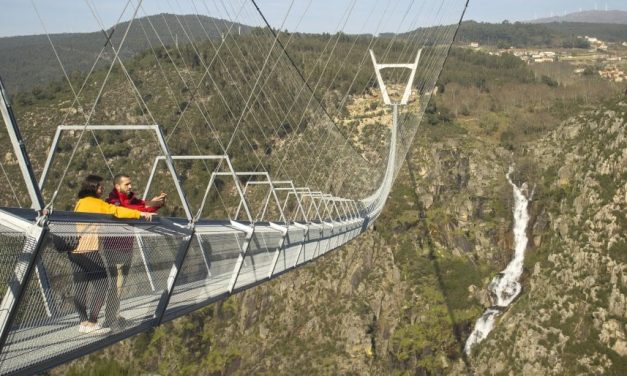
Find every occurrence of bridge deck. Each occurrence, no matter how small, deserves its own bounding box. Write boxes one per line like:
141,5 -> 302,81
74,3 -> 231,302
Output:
0,208 -> 364,375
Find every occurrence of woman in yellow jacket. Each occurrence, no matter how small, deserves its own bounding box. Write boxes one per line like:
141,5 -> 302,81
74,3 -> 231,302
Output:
70,175 -> 154,335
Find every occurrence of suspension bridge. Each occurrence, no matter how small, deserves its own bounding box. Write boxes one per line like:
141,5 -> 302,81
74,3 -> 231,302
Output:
0,1 -> 468,374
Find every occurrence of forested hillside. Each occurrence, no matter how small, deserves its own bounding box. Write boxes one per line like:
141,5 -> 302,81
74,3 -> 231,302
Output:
0,14 -> 250,94
5,14 -> 627,96
456,20 -> 627,48
33,35 -> 624,374
1,29 -> 423,214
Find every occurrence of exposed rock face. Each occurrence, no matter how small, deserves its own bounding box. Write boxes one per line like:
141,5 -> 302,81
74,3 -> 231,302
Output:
469,102 -> 627,375
54,100 -> 625,376
55,112 -> 518,375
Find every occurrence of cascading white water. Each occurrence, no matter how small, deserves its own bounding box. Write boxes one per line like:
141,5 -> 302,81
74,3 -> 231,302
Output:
464,167 -> 530,355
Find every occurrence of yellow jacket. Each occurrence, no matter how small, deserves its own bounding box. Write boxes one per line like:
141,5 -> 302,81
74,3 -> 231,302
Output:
73,196 -> 141,253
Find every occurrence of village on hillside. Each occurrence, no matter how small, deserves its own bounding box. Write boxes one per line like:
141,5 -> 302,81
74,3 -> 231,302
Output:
466,35 -> 627,83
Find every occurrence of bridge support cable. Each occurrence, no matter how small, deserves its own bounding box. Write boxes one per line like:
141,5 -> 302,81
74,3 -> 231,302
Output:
0,1 -> 469,373
301,10 -> 413,189
145,3 -> 312,192
300,0 -> 424,175
0,77 -> 44,211
0,161 -> 22,208
275,0 -> 366,180
301,0 -> 398,184
208,1 -> 327,174
132,6 -> 231,161
246,4 -> 372,191
223,1 -> 295,155
320,2 -> 463,196
30,0 -> 142,183
393,0 -> 468,181
175,3 -> 314,182
39,0 -> 145,211
250,0 -> 369,170
131,12 -> 231,180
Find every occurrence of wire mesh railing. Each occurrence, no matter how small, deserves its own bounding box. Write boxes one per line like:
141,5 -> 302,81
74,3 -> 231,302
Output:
0,208 -> 364,375
0,1 -> 469,373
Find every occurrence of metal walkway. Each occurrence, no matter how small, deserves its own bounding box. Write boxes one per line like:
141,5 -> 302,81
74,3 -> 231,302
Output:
0,0 -> 467,365
0,41 -> 412,374
0,208 -> 365,374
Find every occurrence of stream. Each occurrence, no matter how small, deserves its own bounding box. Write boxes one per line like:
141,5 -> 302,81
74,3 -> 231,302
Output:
464,167 -> 531,355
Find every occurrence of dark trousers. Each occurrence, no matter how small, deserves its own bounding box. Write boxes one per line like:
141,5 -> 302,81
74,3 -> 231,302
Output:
68,252 -> 116,325
101,249 -> 133,321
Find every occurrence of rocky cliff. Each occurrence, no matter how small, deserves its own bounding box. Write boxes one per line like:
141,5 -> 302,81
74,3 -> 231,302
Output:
51,58 -> 625,375
57,99 -> 520,375
468,100 -> 626,375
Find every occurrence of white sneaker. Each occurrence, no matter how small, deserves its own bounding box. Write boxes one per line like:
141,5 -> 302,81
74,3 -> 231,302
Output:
79,323 -> 111,335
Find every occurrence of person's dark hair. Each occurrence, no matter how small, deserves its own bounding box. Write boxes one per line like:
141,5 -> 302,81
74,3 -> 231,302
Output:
113,173 -> 129,185
78,175 -> 104,198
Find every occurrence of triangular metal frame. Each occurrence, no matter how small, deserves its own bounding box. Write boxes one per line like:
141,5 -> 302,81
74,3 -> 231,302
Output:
233,173 -> 287,223
369,49 -> 422,105
39,125 -> 193,221
143,154 -> 252,223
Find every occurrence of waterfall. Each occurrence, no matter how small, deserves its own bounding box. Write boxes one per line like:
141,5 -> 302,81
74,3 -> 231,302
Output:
464,167 -> 530,355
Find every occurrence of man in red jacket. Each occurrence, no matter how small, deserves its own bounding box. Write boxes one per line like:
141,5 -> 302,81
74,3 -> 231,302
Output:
107,174 -> 166,213
103,174 -> 166,330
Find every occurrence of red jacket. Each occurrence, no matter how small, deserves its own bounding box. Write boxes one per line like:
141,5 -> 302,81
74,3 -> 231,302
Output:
106,189 -> 161,213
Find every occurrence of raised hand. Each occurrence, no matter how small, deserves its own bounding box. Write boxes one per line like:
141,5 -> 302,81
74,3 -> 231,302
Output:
140,212 -> 155,221
148,192 -> 167,206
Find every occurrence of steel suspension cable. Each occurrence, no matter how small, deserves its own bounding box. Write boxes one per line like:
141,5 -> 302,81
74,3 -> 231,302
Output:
195,0 -> 314,183
0,160 -> 23,207
290,0 -> 363,186
226,1 -> 327,163
305,0 -> 418,191
86,0 -> 162,131
265,3 -> 380,190
173,0 -> 302,178
160,1 -> 295,184
223,1 -> 295,154
280,0 -> 395,185
322,0 -> 462,196
45,0 -> 141,208
159,0 -> 292,218
249,0 -> 368,164
156,2 -> 246,145
391,0 -> 467,183
133,3 -> 238,220
29,0 -> 136,185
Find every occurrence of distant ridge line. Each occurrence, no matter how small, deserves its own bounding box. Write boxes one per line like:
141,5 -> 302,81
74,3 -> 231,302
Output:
528,9 -> 627,25
0,13 -> 252,94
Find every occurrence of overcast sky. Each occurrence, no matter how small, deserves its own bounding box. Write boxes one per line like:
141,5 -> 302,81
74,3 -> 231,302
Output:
1,0 -> 626,38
